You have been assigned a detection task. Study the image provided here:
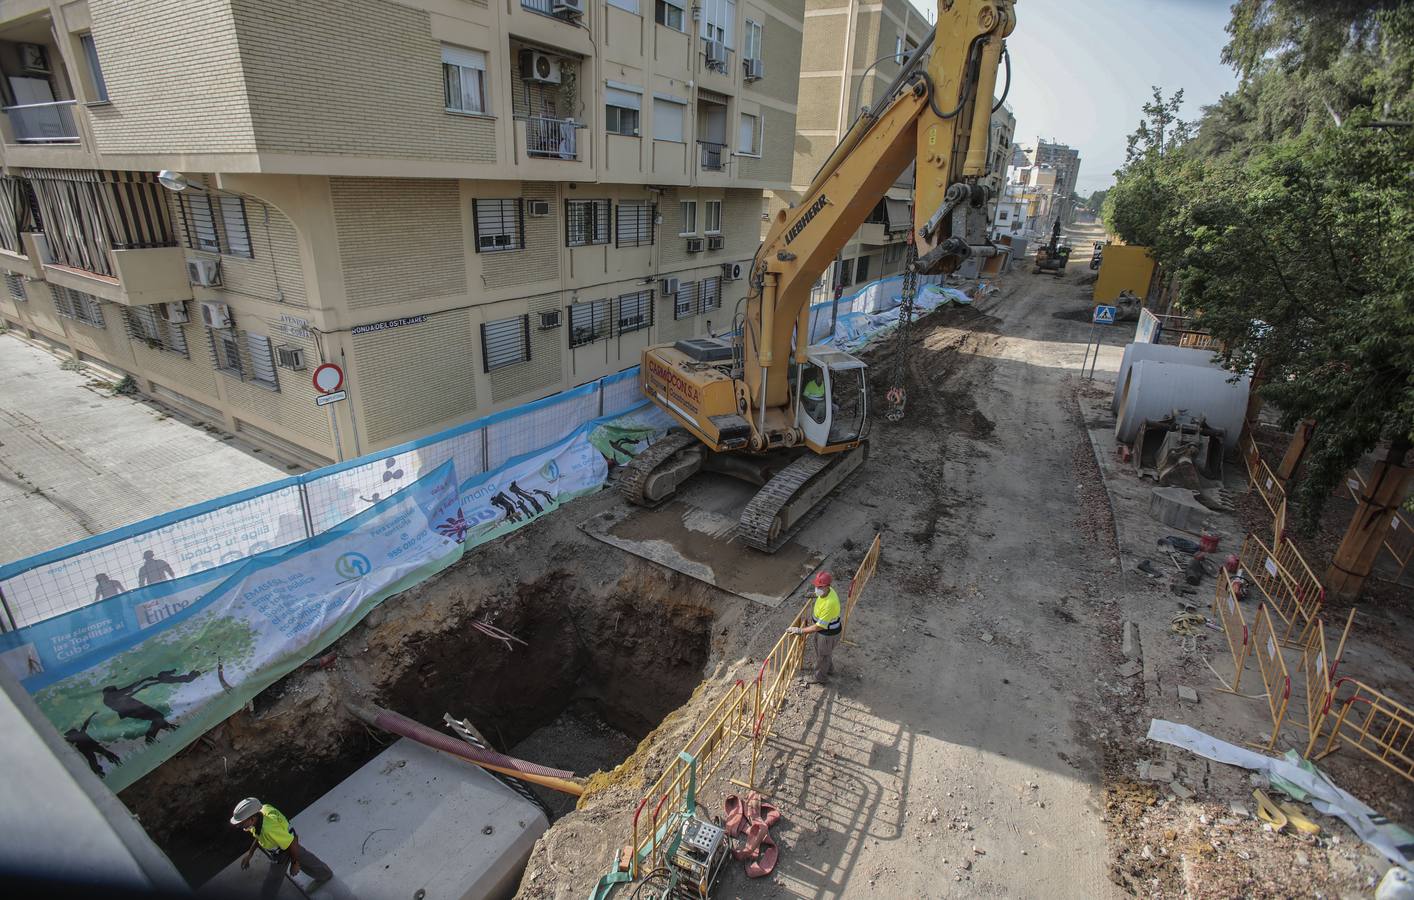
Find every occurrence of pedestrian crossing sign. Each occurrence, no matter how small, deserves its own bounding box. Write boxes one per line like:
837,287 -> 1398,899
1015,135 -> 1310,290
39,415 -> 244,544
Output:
1093,305 -> 1117,325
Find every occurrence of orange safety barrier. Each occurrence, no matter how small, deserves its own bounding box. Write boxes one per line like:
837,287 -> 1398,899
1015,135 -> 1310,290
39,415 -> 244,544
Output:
1249,604 -> 1292,751
1273,534 -> 1325,645
1298,609 -> 1355,756
1312,677 -> 1414,783
1237,532 -> 1323,648
842,533 -> 881,632
1210,567 -> 1251,693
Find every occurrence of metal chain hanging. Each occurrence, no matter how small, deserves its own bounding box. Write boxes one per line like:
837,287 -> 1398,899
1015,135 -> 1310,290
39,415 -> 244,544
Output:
884,241 -> 920,422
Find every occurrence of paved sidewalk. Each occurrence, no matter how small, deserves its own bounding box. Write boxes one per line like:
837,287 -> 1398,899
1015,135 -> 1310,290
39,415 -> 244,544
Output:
0,335 -> 295,566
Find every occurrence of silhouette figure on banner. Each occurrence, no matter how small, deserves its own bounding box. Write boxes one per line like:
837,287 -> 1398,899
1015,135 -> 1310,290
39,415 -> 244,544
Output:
101,668 -> 201,743
65,712 -> 122,776
94,573 -> 125,601
137,550 -> 175,587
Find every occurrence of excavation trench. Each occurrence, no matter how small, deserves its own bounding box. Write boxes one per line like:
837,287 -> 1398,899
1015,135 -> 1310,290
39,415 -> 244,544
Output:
120,562 -> 717,887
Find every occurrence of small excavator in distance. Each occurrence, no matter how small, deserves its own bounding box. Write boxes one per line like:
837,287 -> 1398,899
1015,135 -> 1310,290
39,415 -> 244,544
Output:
1033,218 -> 1072,275
623,0 -> 1018,552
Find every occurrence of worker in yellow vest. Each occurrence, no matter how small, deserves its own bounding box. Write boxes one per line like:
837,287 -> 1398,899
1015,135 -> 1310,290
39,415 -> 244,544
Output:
231,797 -> 334,897
788,571 -> 842,684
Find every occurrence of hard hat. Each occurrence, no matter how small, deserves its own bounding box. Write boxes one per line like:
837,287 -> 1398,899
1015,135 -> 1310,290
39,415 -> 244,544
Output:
813,572 -> 832,588
230,797 -> 262,824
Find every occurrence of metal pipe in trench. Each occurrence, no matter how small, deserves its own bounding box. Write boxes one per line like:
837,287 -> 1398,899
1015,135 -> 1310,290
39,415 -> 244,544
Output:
347,702 -> 587,797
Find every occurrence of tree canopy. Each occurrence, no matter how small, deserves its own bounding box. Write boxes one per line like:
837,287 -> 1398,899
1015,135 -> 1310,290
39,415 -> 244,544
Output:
1104,1 -> 1413,532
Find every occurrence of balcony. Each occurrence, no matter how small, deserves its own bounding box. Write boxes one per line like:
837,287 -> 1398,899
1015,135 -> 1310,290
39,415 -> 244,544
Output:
698,141 -> 726,172
521,0 -> 583,19
0,232 -> 47,279
519,115 -> 582,160
3,99 -> 78,143
44,247 -> 192,307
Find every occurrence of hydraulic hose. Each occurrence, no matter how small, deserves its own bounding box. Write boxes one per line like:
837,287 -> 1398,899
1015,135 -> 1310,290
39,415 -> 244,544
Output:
348,702 -> 586,796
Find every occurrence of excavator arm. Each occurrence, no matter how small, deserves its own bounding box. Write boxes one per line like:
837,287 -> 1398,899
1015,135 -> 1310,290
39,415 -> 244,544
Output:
744,0 -> 1016,419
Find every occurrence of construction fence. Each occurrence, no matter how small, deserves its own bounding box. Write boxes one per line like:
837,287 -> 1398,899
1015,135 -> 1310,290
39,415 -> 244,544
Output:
607,535 -> 883,891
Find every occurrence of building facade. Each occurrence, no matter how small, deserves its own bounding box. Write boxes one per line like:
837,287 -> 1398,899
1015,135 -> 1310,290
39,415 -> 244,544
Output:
1030,138 -> 1080,224
0,0 -> 804,465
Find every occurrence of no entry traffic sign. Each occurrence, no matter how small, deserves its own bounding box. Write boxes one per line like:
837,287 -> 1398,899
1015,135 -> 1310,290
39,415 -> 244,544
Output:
312,363 -> 344,394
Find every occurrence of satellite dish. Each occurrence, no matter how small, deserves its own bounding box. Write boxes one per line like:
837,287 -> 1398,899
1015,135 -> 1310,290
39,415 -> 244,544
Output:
157,170 -> 188,192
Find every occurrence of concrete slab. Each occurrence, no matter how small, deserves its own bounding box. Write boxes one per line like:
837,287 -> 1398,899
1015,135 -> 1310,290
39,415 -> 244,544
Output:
0,335 -> 296,565
201,738 -> 547,900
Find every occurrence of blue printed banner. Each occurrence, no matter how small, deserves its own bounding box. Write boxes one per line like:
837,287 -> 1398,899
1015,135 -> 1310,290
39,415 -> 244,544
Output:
458,428 -> 608,546
0,462 -> 465,792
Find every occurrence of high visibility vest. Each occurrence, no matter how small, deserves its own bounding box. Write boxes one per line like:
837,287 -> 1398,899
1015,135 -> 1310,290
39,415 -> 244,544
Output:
813,588 -> 842,634
248,805 -> 296,852
804,379 -> 825,401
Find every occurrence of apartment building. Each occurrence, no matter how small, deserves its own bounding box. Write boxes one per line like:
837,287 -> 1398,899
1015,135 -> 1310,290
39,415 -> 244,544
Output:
785,0 -> 928,298
1030,138 -> 1081,224
0,0 -> 804,465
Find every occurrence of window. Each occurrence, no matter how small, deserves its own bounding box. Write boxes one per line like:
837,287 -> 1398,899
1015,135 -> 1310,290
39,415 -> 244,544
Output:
473,199 -> 524,252
566,199 -> 610,247
704,200 -> 722,234
210,328 -> 244,377
5,273 -> 26,302
180,194 -> 220,253
654,0 -> 684,31
856,255 -> 871,283
605,87 -> 641,136
679,201 -> 697,236
79,33 -> 108,102
700,276 -> 722,313
126,304 -> 162,343
481,315 -> 530,371
674,281 -> 698,319
744,20 -> 763,61
218,196 -> 252,258
737,113 -> 761,155
998,210 -> 1008,221
837,258 -> 854,287
53,286 -> 105,328
608,0 -> 639,11
895,34 -> 905,60
701,0 -> 736,48
568,298 -> 610,348
616,201 -> 655,247
245,332 -> 278,389
884,242 -> 903,264
652,97 -> 685,142
617,290 -> 654,334
442,45 -> 488,115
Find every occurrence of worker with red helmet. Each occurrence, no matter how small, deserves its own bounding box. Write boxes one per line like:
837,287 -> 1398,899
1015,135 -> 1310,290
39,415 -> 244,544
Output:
787,571 -> 843,684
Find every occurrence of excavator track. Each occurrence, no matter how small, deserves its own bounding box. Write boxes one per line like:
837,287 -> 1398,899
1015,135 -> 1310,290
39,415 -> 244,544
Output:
617,431 -> 701,507
738,443 -> 868,552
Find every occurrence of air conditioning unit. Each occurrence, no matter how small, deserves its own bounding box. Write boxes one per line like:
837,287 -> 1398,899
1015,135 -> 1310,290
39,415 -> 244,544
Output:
199,300 -> 232,330
552,0 -> 584,17
527,199 -> 551,217
707,235 -> 724,250
519,49 -> 562,85
161,301 -> 189,324
660,277 -> 680,295
186,258 -> 222,287
275,346 -> 306,370
685,237 -> 705,253
705,40 -> 726,69
743,58 -> 764,81
538,309 -> 562,330
722,262 -> 742,281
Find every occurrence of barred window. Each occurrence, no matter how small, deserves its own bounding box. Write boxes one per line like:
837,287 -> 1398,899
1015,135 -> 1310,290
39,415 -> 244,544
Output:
856,254 -> 871,283
219,196 -> 253,258
4,273 -> 26,302
617,290 -> 654,334
53,286 -> 105,328
481,314 -> 530,371
210,328 -> 243,377
245,332 -> 279,389
180,194 -> 220,253
566,199 -> 610,247
568,298 -> 610,348
616,201 -> 655,247
124,304 -> 188,357
473,199 -> 524,252
674,280 -> 699,320
700,276 -> 722,313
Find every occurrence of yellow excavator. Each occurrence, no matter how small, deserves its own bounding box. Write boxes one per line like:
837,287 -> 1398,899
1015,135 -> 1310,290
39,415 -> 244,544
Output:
623,0 -> 1017,552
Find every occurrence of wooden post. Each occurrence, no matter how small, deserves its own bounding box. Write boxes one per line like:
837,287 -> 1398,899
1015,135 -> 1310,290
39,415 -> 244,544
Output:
1241,361 -> 1267,444
1277,419 -> 1317,482
1326,442 -> 1413,601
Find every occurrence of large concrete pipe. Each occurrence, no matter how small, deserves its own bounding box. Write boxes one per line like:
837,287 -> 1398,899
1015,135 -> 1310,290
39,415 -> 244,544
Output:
1115,360 -> 1250,450
1112,342 -> 1223,415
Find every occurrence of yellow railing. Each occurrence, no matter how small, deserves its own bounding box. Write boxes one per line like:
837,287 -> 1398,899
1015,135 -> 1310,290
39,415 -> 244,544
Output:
1249,604 -> 1292,751
1313,677 -> 1414,783
1211,567 -> 1251,693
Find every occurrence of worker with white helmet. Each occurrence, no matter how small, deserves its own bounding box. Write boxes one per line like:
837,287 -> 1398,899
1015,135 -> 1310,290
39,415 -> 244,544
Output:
230,797 -> 334,896
787,571 -> 843,684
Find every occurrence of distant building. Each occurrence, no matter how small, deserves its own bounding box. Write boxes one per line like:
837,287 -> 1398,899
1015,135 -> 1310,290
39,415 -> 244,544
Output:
1033,139 -> 1082,224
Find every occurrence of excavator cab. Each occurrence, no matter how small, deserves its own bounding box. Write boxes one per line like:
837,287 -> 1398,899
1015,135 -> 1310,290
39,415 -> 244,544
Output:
796,348 -> 869,451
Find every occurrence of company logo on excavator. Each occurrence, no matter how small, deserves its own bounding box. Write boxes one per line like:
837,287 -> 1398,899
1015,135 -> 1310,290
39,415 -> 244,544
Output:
784,195 -> 830,245
646,357 -> 701,412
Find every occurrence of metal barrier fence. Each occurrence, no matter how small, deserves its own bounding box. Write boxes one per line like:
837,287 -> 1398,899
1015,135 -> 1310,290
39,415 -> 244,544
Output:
1237,532 -> 1323,648
1312,677 -> 1414,783
842,534 -> 881,631
1211,567 -> 1251,693
1250,603 -> 1292,751
1241,433 -> 1286,519
0,367 -> 652,631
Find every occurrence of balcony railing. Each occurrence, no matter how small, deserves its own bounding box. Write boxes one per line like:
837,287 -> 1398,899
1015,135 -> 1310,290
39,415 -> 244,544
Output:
522,0 -> 581,17
4,100 -> 79,144
698,141 -> 726,171
521,115 -> 582,160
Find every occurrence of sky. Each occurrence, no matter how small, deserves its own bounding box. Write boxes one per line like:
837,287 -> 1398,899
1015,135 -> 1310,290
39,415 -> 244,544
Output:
908,0 -> 1242,194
